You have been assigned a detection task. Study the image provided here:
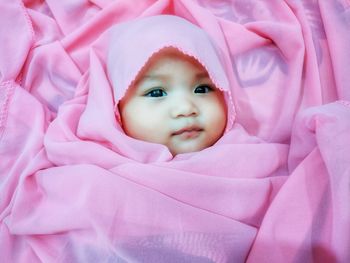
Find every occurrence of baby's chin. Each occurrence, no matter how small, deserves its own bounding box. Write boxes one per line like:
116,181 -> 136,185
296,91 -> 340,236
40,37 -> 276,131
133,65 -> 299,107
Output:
168,142 -> 210,156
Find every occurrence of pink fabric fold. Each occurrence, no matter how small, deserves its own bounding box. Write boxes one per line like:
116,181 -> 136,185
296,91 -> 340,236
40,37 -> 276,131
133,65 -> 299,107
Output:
1,1 -> 349,262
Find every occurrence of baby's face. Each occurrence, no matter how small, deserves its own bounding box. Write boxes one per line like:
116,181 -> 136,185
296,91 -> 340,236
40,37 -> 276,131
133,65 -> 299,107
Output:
118,49 -> 227,155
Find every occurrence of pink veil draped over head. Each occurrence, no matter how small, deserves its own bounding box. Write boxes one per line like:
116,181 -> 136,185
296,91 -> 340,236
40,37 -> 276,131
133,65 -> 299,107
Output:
1,1 -> 350,263
2,14 -> 290,263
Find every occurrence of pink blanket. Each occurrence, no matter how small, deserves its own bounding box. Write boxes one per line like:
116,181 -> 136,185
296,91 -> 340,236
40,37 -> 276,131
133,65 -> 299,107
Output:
1,1 -> 350,262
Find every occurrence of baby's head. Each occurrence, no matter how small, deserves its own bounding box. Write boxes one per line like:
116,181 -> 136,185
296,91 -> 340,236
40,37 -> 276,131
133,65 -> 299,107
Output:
107,15 -> 234,156
119,48 -> 227,155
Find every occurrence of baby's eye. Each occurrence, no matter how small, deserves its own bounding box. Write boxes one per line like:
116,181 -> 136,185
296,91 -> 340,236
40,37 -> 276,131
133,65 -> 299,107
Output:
144,88 -> 167,97
194,84 -> 214,94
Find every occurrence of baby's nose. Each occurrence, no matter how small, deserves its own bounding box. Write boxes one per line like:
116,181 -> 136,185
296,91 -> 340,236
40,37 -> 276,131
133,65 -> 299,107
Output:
170,97 -> 198,118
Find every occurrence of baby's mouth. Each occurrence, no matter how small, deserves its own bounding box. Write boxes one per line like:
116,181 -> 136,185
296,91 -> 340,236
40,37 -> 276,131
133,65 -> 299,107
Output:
172,126 -> 203,139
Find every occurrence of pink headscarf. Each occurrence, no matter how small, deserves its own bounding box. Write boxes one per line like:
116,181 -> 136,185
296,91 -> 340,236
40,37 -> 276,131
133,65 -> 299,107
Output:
107,15 -> 235,127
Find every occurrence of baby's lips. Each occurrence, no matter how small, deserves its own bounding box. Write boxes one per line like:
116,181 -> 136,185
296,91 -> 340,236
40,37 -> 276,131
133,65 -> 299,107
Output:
172,126 -> 203,136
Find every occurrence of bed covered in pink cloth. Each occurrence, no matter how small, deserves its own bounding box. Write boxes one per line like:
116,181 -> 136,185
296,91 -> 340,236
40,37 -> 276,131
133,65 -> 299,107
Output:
1,0 -> 349,262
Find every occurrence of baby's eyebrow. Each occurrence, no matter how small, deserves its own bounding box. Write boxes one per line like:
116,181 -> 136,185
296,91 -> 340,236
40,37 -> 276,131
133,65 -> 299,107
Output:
134,74 -> 166,86
140,74 -> 167,81
195,72 -> 210,79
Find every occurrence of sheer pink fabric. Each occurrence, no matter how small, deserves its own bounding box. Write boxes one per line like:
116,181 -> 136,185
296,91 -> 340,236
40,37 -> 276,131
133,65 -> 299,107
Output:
1,1 -> 349,262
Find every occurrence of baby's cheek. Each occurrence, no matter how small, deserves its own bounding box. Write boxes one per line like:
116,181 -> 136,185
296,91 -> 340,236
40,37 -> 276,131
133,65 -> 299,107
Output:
207,100 -> 226,119
206,105 -> 226,140
131,110 -> 168,141
120,106 -> 146,134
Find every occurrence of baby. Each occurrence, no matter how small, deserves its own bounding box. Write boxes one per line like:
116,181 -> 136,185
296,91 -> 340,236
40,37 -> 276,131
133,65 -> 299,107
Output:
118,47 -> 227,155
108,15 -> 234,157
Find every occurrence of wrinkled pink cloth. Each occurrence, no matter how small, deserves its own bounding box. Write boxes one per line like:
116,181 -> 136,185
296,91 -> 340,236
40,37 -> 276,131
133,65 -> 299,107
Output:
1,1 -> 349,262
